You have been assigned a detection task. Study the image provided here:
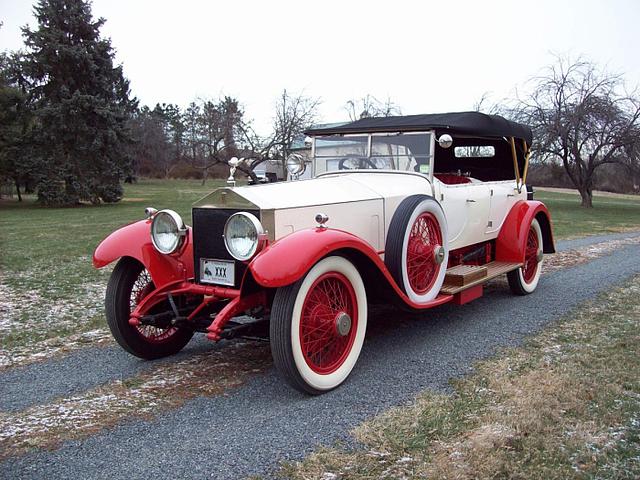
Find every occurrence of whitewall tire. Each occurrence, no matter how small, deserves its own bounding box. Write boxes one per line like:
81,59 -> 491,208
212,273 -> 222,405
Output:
270,256 -> 368,394
507,218 -> 544,295
385,195 -> 449,303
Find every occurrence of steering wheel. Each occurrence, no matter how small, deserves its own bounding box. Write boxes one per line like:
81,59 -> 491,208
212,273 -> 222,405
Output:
338,156 -> 378,170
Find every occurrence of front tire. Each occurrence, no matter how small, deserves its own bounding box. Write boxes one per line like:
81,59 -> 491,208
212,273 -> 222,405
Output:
270,256 -> 368,394
105,257 -> 193,359
507,218 -> 544,295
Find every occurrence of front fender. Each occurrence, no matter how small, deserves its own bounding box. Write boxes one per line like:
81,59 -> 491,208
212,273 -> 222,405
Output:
495,200 -> 555,264
93,219 -> 194,288
248,228 -> 378,288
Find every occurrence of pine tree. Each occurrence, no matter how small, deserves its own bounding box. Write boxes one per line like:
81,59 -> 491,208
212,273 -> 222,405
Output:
0,52 -> 36,201
21,0 -> 137,205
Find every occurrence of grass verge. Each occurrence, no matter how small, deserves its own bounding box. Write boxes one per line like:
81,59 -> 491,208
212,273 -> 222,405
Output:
535,189 -> 640,239
0,179 -> 222,352
283,276 -> 640,479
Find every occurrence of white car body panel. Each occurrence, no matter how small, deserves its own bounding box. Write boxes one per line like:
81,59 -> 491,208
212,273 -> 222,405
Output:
434,180 -> 526,250
273,199 -> 385,251
486,181 -> 525,234
204,172 -> 526,255
228,172 -> 434,250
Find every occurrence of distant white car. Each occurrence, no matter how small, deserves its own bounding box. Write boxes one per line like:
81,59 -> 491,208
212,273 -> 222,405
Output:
94,112 -> 555,394
250,158 -> 286,184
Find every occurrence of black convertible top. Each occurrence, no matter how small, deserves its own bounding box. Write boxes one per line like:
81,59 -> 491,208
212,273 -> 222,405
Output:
305,111 -> 533,144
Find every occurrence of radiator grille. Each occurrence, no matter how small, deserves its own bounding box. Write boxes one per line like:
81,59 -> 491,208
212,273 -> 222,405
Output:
192,207 -> 260,288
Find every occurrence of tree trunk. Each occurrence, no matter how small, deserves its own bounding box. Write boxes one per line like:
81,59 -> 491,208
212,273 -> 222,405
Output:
239,166 -> 258,184
15,178 -> 22,202
579,187 -> 593,208
202,155 -> 207,185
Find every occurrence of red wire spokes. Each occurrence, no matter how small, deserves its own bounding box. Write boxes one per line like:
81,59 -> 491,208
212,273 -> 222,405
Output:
522,227 -> 540,283
406,213 -> 442,294
300,272 -> 358,374
130,269 -> 178,343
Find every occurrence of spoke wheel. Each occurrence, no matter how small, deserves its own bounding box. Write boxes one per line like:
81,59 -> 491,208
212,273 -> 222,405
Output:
406,212 -> 443,295
300,272 -> 358,375
130,269 -> 178,344
522,226 -> 540,283
270,256 -> 367,395
507,218 -> 544,295
385,195 -> 448,304
105,257 -> 193,359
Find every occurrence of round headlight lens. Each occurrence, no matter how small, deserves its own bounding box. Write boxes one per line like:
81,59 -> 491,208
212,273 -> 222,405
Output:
151,210 -> 186,254
224,212 -> 264,261
286,153 -> 306,176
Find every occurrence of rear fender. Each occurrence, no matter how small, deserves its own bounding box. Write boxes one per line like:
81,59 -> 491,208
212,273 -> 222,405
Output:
92,219 -> 194,288
495,200 -> 555,264
248,228 -> 452,309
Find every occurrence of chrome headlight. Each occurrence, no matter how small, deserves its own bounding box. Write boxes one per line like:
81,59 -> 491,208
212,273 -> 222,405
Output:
151,209 -> 187,254
286,153 -> 306,176
223,212 -> 265,261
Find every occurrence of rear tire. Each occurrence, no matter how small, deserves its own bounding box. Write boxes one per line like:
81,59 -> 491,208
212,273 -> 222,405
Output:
507,218 -> 544,295
270,256 -> 367,394
105,257 -> 193,359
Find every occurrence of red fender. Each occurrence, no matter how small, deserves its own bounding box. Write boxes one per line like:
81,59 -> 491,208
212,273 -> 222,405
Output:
495,200 -> 555,264
248,227 -> 452,309
92,219 -> 194,288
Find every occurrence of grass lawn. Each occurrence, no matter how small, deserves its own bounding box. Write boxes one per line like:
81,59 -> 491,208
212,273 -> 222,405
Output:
0,179 -> 223,350
535,189 -> 640,239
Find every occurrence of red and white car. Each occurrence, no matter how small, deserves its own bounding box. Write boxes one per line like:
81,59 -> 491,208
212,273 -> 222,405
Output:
93,112 -> 555,394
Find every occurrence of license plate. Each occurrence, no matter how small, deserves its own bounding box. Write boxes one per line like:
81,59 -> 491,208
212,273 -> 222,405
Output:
200,258 -> 235,286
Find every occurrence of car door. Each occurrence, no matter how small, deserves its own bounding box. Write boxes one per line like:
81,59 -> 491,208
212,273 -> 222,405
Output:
485,181 -> 521,235
437,182 -> 491,250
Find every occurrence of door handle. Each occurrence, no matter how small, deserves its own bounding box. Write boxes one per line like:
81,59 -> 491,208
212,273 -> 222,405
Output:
466,199 -> 476,203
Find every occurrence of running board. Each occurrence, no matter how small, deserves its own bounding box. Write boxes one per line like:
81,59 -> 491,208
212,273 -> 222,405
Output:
440,261 -> 522,295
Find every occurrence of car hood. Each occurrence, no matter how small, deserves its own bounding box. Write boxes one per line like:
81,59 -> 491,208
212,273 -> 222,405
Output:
193,172 -> 432,211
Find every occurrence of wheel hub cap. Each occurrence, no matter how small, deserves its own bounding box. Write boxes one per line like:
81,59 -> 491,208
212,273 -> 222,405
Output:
433,245 -> 445,264
335,312 -> 352,337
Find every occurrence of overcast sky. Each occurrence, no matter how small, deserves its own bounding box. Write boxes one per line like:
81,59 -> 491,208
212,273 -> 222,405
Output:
1,0 -> 639,134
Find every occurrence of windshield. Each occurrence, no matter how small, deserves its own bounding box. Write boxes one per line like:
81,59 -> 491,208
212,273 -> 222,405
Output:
313,132 -> 433,175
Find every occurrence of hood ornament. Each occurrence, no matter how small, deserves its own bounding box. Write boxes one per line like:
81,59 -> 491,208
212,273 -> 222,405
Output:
227,157 -> 242,187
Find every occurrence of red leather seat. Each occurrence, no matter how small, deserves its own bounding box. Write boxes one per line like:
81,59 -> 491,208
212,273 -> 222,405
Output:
434,173 -> 472,185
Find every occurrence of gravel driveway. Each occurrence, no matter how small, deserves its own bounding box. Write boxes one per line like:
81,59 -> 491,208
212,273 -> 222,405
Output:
2,233 -> 639,479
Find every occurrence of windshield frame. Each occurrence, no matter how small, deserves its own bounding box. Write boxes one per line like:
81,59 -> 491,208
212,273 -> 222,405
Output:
311,130 -> 435,182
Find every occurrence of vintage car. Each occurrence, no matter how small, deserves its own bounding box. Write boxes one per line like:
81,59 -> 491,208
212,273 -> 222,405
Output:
93,112 -> 555,394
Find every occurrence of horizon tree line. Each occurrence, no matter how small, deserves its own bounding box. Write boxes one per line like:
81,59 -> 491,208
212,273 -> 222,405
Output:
1,0 -> 638,207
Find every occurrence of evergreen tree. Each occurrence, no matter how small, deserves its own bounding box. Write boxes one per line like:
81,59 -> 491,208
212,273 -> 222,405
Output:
0,52 -> 36,201
21,0 -> 137,205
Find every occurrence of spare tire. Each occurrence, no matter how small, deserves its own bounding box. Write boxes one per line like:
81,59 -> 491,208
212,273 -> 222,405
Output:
385,195 -> 449,303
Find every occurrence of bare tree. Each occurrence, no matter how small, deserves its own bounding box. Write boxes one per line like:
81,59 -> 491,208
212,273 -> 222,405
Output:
183,101 -> 203,171
473,92 -> 505,115
241,90 -> 321,176
516,57 -> 640,207
345,94 -> 401,121
198,96 -> 246,184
